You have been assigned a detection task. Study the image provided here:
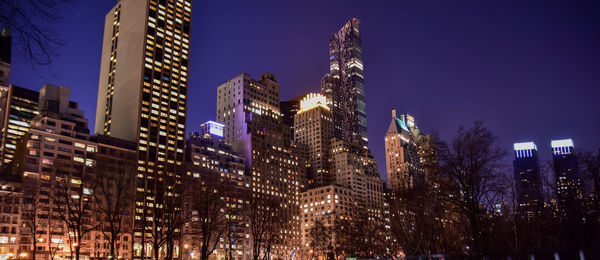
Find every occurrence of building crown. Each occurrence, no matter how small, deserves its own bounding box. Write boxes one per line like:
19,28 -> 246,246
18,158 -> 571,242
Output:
298,93 -> 329,114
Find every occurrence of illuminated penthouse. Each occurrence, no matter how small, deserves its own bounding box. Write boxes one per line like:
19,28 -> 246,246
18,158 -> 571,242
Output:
294,93 -> 334,187
551,139 -> 583,220
93,0 -> 192,258
512,141 -> 543,219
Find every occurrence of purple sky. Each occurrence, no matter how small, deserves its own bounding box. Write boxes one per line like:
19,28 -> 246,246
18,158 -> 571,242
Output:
9,0 -> 600,180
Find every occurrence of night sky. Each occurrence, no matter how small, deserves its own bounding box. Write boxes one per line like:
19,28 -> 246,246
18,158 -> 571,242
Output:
9,0 -> 600,180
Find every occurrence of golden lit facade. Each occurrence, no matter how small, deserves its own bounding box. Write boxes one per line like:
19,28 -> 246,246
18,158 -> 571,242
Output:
294,93 -> 333,187
94,0 -> 192,258
299,185 -> 353,248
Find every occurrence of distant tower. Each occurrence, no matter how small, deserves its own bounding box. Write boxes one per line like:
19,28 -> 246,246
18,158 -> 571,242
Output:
551,139 -> 584,220
384,109 -> 423,192
513,141 -> 544,219
321,18 -> 367,148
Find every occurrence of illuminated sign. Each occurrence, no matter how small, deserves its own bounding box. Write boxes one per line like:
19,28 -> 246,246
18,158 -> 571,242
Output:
298,93 -> 330,113
202,121 -> 224,137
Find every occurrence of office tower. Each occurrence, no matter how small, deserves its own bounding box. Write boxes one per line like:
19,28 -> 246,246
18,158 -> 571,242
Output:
512,141 -> 544,219
0,28 -> 10,86
294,93 -> 334,187
299,185 -> 353,248
217,72 -> 300,257
94,1 -> 192,257
0,85 -> 39,166
384,110 -> 422,192
183,122 -> 249,258
551,139 -> 584,220
321,18 -> 367,148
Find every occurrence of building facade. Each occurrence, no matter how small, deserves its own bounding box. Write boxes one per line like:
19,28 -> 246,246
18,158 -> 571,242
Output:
551,139 -> 584,221
216,72 -> 301,257
183,122 -> 250,260
321,18 -> 367,148
299,185 -> 353,248
0,85 -> 39,166
513,141 -> 544,219
384,110 -> 423,192
293,93 -> 334,187
93,0 -> 192,258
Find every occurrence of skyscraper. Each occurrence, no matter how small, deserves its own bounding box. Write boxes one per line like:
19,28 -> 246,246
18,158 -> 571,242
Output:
551,139 -> 584,220
216,72 -> 300,256
94,0 -> 192,258
384,110 -> 423,192
293,93 -> 334,187
1,85 -> 39,166
512,141 -> 544,219
321,18 -> 367,148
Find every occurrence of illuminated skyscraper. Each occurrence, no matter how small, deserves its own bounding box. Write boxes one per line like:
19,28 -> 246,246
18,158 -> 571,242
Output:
1,85 -> 39,166
321,18 -> 367,148
512,141 -> 544,219
216,72 -> 300,256
293,93 -> 334,186
551,139 -> 584,220
94,0 -> 192,258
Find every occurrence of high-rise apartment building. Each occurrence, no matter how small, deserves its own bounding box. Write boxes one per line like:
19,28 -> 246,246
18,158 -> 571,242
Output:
329,137 -> 384,215
384,110 -> 423,192
16,84 -> 138,259
512,141 -> 544,219
551,139 -> 584,220
321,18 -> 367,148
217,73 -> 300,257
1,85 -> 39,166
299,185 -> 353,248
294,93 -> 334,187
216,72 -> 301,257
94,0 -> 192,258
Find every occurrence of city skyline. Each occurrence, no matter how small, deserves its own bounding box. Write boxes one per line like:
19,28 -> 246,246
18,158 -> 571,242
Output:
8,0 -> 600,179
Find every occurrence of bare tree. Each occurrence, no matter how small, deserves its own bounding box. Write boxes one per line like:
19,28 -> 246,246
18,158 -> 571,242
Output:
244,195 -> 286,260
20,175 -> 42,260
0,0 -> 71,67
93,155 -> 136,259
144,175 -> 187,260
52,159 -> 99,260
436,121 -> 507,255
580,149 -> 600,223
184,174 -> 230,260
307,219 -> 333,259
